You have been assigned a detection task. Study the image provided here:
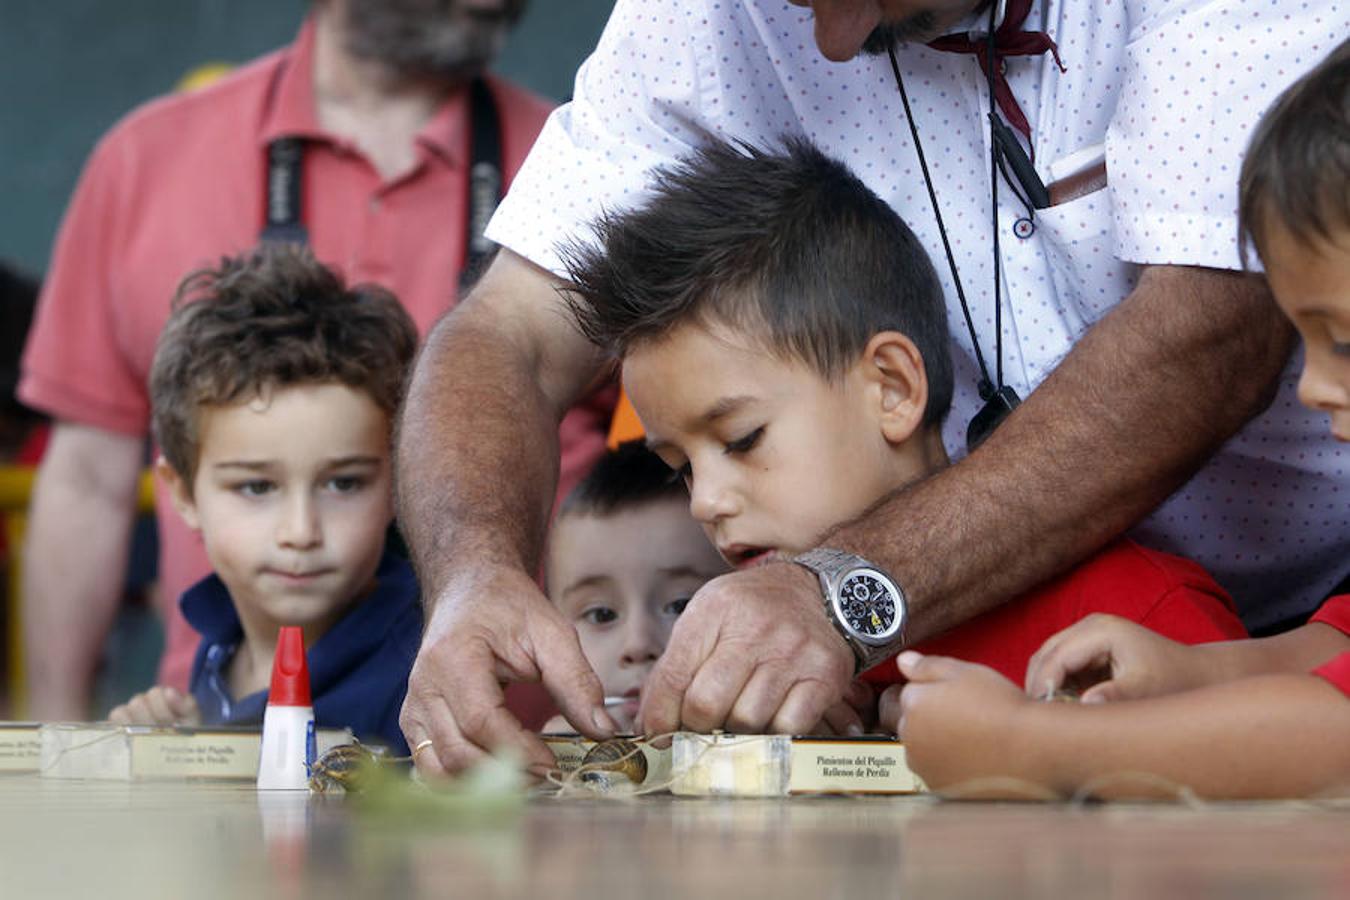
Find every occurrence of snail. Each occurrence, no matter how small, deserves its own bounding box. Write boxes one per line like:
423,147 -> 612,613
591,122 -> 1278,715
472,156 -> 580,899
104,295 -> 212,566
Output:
577,738 -> 648,790
308,742 -> 381,794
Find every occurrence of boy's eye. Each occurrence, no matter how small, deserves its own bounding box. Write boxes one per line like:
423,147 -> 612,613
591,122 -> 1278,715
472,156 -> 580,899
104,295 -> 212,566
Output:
581,606 -> 618,625
235,480 -> 274,497
658,454 -> 693,486
664,596 -> 692,616
1332,341 -> 1350,358
724,427 -> 764,455
327,475 -> 367,493
653,450 -> 693,486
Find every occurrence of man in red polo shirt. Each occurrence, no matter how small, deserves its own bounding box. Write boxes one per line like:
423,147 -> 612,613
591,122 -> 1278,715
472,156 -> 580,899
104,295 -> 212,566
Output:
19,0 -> 610,719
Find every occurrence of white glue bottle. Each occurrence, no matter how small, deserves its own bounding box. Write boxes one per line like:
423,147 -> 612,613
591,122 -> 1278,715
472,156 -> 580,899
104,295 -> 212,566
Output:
257,626 -> 316,790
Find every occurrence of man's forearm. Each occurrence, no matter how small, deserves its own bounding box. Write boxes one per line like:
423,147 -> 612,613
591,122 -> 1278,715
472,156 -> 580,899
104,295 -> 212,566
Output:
23,430 -> 141,719
397,306 -> 555,592
830,266 -> 1293,641
395,252 -> 607,600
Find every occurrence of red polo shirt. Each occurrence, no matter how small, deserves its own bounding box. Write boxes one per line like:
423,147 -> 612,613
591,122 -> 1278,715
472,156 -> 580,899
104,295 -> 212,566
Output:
20,20 -> 610,690
862,539 -> 1248,690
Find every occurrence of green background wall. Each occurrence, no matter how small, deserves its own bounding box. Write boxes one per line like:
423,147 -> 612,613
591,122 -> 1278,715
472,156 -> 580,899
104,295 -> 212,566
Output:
0,0 -> 616,274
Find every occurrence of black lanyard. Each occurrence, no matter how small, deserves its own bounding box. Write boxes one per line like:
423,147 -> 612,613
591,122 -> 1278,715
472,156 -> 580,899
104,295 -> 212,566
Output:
887,8 -> 1028,454
260,76 -> 503,294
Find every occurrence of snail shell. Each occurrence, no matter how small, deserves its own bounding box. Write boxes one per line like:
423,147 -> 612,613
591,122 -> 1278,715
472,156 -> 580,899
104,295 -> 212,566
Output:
308,742 -> 379,794
579,738 -> 648,785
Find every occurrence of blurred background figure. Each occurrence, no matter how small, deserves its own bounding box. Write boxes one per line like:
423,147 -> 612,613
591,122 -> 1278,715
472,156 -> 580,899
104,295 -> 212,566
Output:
0,264 -> 45,464
8,0 -> 616,721
0,262 -> 47,719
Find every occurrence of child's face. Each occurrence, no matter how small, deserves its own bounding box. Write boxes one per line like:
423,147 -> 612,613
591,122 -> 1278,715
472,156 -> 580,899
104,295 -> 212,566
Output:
547,497 -> 728,726
1263,224 -> 1350,440
164,383 -> 394,639
622,319 -> 912,568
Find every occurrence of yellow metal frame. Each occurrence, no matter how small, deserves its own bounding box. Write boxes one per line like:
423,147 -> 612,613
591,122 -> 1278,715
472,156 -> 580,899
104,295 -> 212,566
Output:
1,465 -> 156,717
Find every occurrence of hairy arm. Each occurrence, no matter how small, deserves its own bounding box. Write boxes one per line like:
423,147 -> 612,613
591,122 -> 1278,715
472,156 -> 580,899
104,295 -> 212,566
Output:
833,265 -> 1292,641
396,250 -> 616,773
23,422 -> 143,719
397,250 -> 600,585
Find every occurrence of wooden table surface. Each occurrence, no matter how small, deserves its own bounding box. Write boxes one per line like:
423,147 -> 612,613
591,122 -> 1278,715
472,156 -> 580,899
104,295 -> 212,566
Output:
3,776 -> 1348,899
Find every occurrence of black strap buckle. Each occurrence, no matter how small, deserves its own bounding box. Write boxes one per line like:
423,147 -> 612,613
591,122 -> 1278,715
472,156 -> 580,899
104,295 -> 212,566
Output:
967,384 -> 1021,451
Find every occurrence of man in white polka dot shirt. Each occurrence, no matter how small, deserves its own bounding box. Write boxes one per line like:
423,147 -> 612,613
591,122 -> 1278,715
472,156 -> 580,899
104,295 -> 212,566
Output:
395,0 -> 1350,774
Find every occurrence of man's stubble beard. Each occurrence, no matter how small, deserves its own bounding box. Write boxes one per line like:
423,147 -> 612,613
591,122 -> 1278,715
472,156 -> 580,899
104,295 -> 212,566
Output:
860,12 -> 939,55
858,2 -> 996,56
342,0 -> 528,83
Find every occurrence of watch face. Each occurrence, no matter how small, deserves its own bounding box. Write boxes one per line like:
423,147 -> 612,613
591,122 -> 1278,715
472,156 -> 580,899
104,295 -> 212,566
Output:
836,569 -> 902,643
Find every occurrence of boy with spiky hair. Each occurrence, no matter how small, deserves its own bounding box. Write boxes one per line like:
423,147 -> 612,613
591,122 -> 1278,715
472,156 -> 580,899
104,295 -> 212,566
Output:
108,245 -> 421,753
559,136 -> 1246,730
542,441 -> 729,734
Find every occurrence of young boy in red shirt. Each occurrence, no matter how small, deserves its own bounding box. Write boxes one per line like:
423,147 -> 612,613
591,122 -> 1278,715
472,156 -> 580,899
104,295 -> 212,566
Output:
559,136 -> 1246,711
885,40 -> 1350,800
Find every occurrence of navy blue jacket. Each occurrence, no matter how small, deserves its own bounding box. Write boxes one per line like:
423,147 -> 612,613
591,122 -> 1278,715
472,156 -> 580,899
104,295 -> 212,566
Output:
181,548 -> 421,755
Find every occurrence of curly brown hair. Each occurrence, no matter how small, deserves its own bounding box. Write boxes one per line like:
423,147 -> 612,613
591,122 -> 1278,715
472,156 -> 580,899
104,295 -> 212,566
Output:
150,244 -> 418,486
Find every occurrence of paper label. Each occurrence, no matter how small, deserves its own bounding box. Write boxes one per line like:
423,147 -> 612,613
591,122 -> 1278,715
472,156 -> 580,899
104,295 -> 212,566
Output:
131,733 -> 260,779
0,728 -> 41,772
788,738 -> 922,794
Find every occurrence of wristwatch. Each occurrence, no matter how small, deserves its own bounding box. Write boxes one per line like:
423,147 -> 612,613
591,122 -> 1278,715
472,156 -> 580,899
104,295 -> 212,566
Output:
793,548 -> 908,674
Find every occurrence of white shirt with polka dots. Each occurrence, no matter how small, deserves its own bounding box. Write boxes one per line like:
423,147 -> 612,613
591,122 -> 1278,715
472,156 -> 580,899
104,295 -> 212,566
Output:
487,0 -> 1350,628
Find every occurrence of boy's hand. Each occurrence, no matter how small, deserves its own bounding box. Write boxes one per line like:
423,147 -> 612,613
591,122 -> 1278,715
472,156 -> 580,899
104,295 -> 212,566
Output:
107,686 -> 202,727
1025,614 -> 1206,703
879,651 -> 1031,790
810,680 -> 876,736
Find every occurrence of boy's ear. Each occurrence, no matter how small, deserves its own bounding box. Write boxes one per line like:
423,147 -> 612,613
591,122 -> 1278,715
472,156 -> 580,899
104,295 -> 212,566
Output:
860,331 -> 928,445
155,456 -> 201,531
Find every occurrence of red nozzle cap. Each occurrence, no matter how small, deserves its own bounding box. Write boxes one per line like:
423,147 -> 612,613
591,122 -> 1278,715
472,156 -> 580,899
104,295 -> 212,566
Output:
267,626 -> 312,707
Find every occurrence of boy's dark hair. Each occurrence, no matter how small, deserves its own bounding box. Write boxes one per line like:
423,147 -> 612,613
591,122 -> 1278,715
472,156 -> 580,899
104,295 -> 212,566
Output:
560,136 -> 953,427
559,440 -> 688,518
1239,39 -> 1350,266
150,244 -> 418,485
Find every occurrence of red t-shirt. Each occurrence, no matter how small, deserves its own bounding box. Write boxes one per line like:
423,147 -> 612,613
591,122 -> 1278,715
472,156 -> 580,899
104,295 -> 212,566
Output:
1310,595 -> 1350,698
19,20 -> 611,689
862,539 -> 1248,689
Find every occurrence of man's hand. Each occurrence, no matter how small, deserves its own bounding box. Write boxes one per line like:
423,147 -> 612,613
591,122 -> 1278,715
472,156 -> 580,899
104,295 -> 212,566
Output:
107,686 -> 201,727
639,561 -> 854,736
399,565 -> 619,776
880,651 -> 1032,791
395,251 -> 616,774
1024,614 -> 1208,703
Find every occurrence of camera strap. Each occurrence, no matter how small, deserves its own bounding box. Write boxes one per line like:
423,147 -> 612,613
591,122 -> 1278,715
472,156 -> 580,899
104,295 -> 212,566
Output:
261,76 -> 503,295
